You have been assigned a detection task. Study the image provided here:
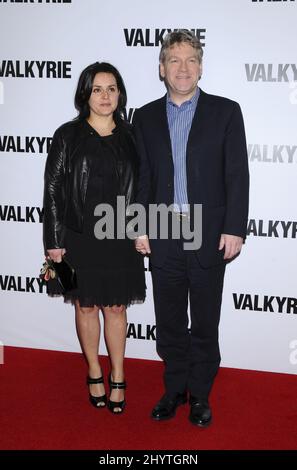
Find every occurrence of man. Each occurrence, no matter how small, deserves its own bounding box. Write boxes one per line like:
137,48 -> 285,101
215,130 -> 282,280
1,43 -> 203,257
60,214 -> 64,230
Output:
133,30 -> 249,427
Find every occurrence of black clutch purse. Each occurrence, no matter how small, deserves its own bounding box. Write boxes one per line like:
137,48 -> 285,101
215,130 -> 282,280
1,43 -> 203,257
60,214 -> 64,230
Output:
40,256 -> 77,294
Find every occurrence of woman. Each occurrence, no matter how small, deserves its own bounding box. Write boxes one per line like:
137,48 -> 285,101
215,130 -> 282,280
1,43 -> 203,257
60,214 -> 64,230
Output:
43,62 -> 146,414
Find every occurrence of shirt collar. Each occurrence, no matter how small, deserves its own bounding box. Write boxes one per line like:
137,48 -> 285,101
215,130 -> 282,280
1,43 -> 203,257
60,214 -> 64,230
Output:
167,86 -> 200,109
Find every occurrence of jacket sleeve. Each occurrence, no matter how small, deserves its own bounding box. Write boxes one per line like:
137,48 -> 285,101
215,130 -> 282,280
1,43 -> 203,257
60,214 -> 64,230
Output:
43,128 -> 66,250
133,110 -> 152,236
223,102 -> 249,239
132,110 -> 152,236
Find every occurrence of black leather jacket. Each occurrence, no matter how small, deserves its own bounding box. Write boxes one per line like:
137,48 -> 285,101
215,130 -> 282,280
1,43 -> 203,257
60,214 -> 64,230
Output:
43,119 -> 139,250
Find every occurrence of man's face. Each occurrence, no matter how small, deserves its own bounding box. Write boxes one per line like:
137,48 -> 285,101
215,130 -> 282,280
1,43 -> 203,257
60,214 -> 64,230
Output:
160,42 -> 202,103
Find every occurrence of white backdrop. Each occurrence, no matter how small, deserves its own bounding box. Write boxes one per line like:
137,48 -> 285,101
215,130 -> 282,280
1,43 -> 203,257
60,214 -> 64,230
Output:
0,0 -> 296,374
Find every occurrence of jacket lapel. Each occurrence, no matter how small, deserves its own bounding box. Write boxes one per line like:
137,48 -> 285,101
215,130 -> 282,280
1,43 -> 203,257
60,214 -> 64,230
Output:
157,94 -> 173,158
186,89 -> 215,204
187,88 -> 214,153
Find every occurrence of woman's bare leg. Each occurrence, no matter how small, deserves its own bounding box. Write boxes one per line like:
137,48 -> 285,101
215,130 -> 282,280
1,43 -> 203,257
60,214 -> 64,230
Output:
75,300 -> 105,401
102,305 -> 127,411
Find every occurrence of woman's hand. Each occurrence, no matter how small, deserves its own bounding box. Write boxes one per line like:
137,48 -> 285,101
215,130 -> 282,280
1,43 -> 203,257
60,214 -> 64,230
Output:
47,248 -> 66,262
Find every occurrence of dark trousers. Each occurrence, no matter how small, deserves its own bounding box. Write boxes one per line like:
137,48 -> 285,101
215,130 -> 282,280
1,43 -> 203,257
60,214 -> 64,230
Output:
151,238 -> 226,399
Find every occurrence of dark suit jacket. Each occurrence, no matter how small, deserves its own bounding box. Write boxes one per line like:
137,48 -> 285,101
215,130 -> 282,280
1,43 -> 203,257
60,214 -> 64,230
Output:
133,89 -> 249,268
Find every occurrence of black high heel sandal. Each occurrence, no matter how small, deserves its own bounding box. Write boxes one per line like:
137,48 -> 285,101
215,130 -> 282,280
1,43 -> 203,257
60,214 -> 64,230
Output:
87,376 -> 107,409
107,374 -> 126,414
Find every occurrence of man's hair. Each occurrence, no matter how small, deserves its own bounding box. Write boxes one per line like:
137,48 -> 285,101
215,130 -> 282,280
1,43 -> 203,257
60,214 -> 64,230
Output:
159,29 -> 203,64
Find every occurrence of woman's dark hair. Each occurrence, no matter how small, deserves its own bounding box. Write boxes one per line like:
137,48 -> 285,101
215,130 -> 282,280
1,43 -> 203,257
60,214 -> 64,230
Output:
74,62 -> 127,122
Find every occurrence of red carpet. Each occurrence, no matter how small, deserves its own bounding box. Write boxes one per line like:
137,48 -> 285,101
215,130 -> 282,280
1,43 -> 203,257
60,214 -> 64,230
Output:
0,346 -> 296,450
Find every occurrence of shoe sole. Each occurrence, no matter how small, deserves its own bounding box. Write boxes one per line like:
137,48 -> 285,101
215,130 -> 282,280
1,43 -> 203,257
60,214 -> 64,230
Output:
189,415 -> 212,428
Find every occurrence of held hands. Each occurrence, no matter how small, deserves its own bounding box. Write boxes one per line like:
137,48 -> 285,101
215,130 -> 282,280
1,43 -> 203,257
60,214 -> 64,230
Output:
135,233 -> 243,259
47,248 -> 66,262
134,234 -> 243,259
219,234 -> 243,260
135,235 -> 151,255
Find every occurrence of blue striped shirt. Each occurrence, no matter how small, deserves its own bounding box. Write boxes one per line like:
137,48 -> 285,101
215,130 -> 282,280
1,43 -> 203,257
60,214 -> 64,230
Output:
166,87 -> 200,212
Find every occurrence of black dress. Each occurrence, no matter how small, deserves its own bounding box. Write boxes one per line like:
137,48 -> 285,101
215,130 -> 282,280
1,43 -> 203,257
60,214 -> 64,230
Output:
63,123 -> 146,308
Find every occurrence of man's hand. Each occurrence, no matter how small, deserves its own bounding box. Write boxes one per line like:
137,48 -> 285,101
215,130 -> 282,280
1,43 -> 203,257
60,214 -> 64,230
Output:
135,235 -> 151,255
219,234 -> 243,260
47,248 -> 66,262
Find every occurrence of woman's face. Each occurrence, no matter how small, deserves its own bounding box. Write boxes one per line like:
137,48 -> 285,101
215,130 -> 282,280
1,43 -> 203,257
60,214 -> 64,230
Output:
88,72 -> 120,119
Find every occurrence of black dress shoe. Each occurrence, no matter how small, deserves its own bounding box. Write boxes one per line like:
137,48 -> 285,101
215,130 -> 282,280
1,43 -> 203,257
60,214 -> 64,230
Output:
151,392 -> 187,421
189,397 -> 212,427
